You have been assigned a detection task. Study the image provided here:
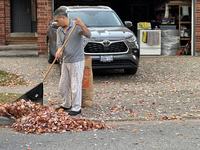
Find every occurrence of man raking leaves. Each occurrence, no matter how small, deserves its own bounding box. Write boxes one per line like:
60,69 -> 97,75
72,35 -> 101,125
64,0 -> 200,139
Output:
54,7 -> 91,116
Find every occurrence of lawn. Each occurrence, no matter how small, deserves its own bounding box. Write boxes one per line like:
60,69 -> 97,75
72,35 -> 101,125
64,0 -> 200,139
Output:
0,70 -> 25,104
0,93 -> 21,104
0,70 -> 26,86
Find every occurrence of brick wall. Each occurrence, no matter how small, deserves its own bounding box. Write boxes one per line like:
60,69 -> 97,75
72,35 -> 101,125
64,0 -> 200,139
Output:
0,0 -> 5,45
5,0 -> 10,37
0,0 -> 52,52
37,0 -> 52,54
196,0 -> 200,53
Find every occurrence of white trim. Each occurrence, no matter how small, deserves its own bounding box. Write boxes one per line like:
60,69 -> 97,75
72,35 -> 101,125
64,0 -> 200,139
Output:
192,0 -> 196,56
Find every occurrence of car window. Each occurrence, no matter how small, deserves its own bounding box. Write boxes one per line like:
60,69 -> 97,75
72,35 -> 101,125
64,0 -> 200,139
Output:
68,11 -> 123,27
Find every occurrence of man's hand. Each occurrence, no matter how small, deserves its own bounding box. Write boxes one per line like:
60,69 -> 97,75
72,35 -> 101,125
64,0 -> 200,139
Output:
56,47 -> 62,59
75,17 -> 89,36
75,17 -> 83,26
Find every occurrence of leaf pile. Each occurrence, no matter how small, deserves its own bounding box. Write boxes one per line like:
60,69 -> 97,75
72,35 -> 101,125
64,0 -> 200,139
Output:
0,100 -> 41,120
0,100 -> 109,134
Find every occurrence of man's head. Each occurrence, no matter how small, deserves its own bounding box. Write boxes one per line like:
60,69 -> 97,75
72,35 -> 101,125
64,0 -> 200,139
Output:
54,6 -> 69,28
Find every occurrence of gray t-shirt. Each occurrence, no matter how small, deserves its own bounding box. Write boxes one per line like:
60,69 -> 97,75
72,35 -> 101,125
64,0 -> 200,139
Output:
57,20 -> 91,63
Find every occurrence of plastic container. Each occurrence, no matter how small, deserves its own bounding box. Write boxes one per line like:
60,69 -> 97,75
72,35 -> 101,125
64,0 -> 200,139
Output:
154,26 -> 160,30
161,29 -> 180,56
160,25 -> 176,30
180,29 -> 191,37
184,29 -> 191,37
161,49 -> 179,55
161,30 -> 179,37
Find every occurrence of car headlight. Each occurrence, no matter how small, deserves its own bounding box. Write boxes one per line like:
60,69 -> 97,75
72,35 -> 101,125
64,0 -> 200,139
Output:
127,36 -> 139,49
126,36 -> 136,43
83,39 -> 89,47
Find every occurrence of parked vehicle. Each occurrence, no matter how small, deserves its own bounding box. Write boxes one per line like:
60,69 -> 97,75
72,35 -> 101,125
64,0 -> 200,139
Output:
47,6 -> 140,74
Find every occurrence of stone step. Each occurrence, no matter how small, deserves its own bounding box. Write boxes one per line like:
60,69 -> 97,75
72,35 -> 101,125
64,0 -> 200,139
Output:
0,44 -> 39,57
11,32 -> 37,37
6,37 -> 37,45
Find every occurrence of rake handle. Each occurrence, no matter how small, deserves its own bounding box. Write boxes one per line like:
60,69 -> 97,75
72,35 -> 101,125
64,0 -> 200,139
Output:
42,24 -> 76,83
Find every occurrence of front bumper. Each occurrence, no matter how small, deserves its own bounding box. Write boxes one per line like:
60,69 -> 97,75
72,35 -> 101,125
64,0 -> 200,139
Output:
89,53 -> 139,69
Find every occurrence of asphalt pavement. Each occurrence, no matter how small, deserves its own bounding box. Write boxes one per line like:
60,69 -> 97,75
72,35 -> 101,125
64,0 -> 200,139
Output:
1,120 -> 200,150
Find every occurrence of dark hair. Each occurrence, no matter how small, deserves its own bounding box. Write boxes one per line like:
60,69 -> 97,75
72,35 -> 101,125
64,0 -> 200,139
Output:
54,6 -> 68,18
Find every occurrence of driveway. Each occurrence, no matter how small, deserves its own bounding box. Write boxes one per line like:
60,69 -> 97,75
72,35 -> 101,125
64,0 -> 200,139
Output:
0,55 -> 200,122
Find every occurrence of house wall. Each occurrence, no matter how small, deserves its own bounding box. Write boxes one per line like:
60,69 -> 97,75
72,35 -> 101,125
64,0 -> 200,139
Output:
5,0 -> 10,38
196,0 -> 200,53
0,0 -> 10,45
37,0 -> 52,54
0,0 -> 5,45
0,0 -> 51,54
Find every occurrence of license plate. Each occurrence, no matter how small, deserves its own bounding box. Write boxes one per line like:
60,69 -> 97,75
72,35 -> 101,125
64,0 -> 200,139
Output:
100,56 -> 113,62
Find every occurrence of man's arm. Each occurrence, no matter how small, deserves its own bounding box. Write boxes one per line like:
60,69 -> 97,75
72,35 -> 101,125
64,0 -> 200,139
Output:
75,17 -> 90,36
56,29 -> 63,59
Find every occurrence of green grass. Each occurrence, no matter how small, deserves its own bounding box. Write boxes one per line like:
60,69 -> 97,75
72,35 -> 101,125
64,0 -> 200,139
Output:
0,70 -> 26,86
0,93 -> 22,104
0,70 -> 26,104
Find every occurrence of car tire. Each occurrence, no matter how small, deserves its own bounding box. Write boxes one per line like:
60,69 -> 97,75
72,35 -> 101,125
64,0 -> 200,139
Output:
124,68 -> 137,74
47,40 -> 55,63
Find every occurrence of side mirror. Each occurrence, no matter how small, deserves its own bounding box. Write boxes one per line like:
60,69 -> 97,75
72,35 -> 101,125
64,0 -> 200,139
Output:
51,22 -> 59,29
124,21 -> 132,28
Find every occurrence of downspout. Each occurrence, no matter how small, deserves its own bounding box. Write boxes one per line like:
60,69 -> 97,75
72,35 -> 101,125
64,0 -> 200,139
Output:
51,0 -> 54,20
192,0 -> 196,56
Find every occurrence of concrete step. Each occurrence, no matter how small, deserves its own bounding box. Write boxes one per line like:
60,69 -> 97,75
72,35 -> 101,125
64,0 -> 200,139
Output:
11,32 -> 37,37
0,44 -> 39,57
6,37 -> 37,45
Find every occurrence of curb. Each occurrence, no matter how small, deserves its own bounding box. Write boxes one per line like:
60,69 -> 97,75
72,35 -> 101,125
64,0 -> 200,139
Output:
1,114 -> 200,126
0,116 -> 15,126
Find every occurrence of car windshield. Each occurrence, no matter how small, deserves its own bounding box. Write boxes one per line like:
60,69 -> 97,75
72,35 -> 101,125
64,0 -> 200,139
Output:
68,11 -> 123,27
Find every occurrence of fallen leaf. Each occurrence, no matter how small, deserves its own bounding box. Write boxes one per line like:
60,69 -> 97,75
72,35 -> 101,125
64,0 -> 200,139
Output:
133,129 -> 137,133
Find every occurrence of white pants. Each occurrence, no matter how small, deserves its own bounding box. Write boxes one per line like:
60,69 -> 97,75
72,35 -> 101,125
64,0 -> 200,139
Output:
59,60 -> 84,111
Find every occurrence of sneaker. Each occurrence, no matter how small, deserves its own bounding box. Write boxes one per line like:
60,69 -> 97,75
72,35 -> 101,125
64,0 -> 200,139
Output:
55,106 -> 71,112
68,110 -> 81,116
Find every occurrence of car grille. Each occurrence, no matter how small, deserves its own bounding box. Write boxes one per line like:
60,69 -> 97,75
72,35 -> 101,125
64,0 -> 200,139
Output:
92,60 -> 137,69
93,59 -> 134,65
84,41 -> 128,53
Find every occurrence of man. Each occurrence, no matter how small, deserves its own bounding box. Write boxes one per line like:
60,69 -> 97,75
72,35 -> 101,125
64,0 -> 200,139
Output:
54,7 -> 91,116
